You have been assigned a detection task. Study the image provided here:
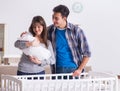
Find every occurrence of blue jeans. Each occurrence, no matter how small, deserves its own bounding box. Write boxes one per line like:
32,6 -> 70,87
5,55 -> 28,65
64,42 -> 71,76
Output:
17,70 -> 45,80
56,67 -> 77,73
54,67 -> 84,79
17,70 -> 45,75
53,67 -> 77,79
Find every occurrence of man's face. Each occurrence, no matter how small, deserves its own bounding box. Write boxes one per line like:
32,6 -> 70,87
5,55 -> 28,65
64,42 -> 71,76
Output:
52,12 -> 66,28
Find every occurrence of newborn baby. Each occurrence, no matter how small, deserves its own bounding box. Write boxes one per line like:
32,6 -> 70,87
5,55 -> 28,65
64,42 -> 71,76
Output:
18,32 -> 51,60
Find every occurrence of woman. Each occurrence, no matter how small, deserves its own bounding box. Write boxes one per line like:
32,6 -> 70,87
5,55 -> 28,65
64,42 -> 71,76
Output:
15,16 -> 55,75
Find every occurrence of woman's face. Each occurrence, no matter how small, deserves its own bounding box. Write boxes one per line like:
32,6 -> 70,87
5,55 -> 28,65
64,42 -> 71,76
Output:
33,22 -> 43,36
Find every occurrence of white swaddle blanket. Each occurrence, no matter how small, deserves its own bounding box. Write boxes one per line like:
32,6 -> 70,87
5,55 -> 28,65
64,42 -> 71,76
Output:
18,32 -> 51,60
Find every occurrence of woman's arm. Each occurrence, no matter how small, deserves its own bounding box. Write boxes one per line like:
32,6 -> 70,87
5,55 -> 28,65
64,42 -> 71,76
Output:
25,40 -> 56,66
40,40 -> 55,66
14,37 -> 40,50
14,40 -> 29,49
46,40 -> 56,73
47,40 -> 55,65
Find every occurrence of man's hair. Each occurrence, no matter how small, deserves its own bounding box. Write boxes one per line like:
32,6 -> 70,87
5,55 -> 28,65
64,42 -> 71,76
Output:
53,5 -> 70,18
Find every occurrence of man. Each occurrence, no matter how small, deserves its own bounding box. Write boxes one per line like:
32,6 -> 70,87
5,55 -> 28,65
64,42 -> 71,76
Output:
48,5 -> 91,76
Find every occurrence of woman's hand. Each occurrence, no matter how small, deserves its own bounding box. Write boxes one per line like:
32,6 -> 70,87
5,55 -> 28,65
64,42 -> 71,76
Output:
20,31 -> 27,37
25,37 -> 40,47
29,56 -> 41,65
31,38 -> 40,47
26,41 -> 32,47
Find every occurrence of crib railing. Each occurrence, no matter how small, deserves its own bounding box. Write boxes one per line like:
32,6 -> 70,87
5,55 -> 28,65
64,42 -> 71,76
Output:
1,71 -> 118,91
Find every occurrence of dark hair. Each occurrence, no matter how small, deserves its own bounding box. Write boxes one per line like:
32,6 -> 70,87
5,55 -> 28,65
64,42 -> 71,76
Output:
29,16 -> 48,48
53,5 -> 70,18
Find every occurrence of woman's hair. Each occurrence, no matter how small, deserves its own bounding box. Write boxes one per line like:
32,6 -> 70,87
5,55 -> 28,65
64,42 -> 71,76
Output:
29,16 -> 48,48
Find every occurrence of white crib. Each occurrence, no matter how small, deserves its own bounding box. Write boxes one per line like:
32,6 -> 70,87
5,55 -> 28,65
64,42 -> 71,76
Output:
1,71 -> 118,91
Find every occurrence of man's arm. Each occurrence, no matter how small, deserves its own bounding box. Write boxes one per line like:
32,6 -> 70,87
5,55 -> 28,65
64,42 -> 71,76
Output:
73,27 -> 91,76
73,56 -> 89,76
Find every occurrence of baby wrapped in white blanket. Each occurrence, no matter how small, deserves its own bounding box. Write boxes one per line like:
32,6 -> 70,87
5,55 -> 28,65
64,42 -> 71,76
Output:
18,32 -> 51,60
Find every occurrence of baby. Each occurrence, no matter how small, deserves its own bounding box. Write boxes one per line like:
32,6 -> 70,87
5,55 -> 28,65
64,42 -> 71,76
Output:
18,32 -> 51,60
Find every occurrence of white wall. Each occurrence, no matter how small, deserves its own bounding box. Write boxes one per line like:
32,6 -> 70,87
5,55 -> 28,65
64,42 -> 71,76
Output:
0,0 -> 120,74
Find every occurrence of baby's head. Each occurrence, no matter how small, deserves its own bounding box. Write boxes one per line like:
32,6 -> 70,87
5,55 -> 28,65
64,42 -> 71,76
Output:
18,32 -> 35,42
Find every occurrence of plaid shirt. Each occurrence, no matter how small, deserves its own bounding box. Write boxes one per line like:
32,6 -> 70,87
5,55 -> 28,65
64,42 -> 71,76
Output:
48,22 -> 91,66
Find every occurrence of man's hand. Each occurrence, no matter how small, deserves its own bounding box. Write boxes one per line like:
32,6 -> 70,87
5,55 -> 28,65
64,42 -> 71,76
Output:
72,69 -> 82,77
73,56 -> 89,77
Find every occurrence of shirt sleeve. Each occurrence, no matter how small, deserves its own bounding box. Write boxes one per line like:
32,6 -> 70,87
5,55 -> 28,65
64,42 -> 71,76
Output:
40,40 -> 55,66
14,40 -> 28,49
78,28 -> 91,57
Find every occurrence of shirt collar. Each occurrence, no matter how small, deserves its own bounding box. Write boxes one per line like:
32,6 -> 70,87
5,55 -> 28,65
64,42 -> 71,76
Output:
53,22 -> 71,32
